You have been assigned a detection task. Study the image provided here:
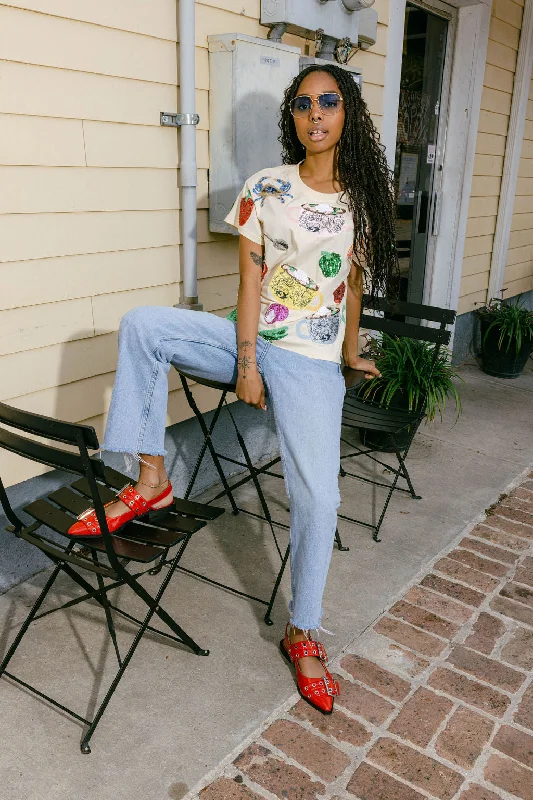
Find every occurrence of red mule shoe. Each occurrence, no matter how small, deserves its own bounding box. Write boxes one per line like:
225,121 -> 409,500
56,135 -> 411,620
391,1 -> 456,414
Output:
67,482 -> 175,538
280,624 -> 340,714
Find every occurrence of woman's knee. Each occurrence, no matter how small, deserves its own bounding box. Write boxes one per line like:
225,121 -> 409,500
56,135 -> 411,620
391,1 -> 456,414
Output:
119,305 -> 159,336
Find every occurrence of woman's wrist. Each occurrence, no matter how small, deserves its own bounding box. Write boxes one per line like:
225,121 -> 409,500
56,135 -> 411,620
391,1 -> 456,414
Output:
237,364 -> 258,376
342,343 -> 360,362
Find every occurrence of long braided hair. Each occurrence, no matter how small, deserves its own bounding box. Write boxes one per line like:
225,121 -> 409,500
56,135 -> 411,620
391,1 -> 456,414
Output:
279,64 -> 399,303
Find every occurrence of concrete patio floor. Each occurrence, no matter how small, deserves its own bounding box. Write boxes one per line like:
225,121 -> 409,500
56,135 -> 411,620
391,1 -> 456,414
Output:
0,358 -> 532,800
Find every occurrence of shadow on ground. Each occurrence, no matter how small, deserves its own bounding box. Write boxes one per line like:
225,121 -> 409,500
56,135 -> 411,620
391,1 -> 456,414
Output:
0,360 -> 531,800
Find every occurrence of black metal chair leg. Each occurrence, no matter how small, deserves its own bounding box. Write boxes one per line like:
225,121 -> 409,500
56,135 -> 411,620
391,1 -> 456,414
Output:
92,554 -> 122,667
264,543 -> 290,626
80,542 -> 209,754
335,527 -> 349,551
149,379 -> 238,577
181,378 -> 239,513
129,538 -> 209,657
372,435 -> 405,542
183,392 -> 226,500
79,590 -> 162,753
396,446 -> 421,500
224,402 -> 283,560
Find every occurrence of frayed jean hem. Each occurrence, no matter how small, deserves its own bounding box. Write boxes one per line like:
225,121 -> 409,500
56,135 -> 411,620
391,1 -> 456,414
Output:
101,446 -> 168,458
289,599 -> 323,632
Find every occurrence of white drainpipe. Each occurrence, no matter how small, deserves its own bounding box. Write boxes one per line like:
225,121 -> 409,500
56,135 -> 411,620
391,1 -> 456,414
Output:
177,0 -> 202,309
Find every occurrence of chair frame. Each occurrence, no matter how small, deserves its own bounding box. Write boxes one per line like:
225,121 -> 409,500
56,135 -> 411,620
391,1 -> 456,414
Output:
0,401 -> 223,753
149,371 -> 291,626
339,295 -> 456,542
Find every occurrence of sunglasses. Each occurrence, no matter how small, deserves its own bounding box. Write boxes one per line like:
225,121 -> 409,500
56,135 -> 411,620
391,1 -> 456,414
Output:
289,92 -> 344,118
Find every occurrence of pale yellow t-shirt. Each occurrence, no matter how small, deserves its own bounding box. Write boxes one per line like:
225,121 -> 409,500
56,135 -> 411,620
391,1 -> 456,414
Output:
224,163 -> 354,364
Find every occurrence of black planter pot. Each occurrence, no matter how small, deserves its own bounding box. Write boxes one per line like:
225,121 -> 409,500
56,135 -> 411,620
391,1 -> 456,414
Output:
480,318 -> 533,379
358,390 -> 423,452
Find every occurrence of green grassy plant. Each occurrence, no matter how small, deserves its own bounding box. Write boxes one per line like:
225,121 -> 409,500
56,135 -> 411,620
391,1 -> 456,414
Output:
358,333 -> 462,422
476,296 -> 533,354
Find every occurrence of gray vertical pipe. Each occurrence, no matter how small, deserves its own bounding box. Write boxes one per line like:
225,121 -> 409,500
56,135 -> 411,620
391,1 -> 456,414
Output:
177,0 -> 202,309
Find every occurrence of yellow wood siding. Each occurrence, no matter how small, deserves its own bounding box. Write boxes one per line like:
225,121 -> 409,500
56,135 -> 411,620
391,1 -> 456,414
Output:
0,0 -> 391,486
459,0 -> 523,315
503,68 -> 533,297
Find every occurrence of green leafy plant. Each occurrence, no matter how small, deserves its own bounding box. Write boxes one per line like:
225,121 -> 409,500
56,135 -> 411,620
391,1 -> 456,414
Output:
476,296 -> 533,354
358,333 -> 462,422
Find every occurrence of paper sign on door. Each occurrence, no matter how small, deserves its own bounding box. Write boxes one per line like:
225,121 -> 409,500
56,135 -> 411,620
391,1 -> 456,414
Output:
427,144 -> 436,165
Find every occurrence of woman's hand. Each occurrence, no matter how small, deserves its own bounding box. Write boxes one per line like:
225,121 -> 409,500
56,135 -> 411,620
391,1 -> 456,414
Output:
236,369 -> 267,411
343,353 -> 381,380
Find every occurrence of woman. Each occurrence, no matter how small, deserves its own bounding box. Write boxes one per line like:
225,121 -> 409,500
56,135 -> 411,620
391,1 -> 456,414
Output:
68,64 -> 399,714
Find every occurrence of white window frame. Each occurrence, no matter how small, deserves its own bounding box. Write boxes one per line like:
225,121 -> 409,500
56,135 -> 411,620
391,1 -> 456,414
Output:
381,0 -> 493,324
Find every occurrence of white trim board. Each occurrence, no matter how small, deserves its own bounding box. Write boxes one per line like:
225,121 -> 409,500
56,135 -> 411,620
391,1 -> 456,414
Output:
382,0 -> 493,325
488,0 -> 533,301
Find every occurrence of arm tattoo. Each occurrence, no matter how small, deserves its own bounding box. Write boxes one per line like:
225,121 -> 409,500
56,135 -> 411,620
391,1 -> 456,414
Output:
238,339 -> 256,379
250,250 -> 263,268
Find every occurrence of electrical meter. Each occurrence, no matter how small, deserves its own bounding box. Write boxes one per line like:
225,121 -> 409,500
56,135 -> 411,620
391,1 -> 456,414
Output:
208,33 -> 300,234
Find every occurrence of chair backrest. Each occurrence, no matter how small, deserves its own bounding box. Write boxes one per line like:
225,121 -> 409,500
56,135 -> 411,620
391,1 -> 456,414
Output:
0,401 -> 103,477
360,295 -> 456,348
0,402 -> 122,569
358,296 -> 457,413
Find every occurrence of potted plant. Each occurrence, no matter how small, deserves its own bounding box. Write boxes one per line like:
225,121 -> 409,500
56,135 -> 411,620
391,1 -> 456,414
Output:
355,333 -> 462,451
475,296 -> 533,379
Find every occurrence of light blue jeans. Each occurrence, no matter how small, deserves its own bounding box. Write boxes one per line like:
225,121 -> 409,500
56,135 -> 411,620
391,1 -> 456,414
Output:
103,307 -> 346,630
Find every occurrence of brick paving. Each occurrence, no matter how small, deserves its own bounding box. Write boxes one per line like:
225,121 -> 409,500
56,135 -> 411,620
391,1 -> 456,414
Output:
195,472 -> 533,800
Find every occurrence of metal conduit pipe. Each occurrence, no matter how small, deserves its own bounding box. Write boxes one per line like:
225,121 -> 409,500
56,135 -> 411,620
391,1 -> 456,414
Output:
177,0 -> 202,310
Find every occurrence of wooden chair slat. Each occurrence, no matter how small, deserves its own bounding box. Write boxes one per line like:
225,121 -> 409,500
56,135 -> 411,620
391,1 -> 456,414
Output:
363,294 -> 456,324
50,486 -> 205,535
0,401 -> 99,448
23,498 -> 165,563
102,468 -> 225,521
359,314 -> 451,344
0,427 -> 89,476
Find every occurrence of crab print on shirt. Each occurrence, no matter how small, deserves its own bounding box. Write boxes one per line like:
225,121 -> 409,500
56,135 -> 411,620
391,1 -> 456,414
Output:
225,163 -> 355,364
253,176 -> 293,207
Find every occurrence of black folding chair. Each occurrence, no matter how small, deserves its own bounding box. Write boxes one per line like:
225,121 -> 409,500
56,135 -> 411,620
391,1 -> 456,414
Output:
338,296 -> 456,542
163,371 -> 345,625
0,401 -> 223,753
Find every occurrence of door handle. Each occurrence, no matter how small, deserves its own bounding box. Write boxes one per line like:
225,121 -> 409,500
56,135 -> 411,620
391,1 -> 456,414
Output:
432,190 -> 443,236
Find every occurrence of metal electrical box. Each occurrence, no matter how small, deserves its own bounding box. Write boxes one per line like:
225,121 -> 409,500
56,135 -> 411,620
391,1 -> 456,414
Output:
260,0 -> 360,43
208,33 -> 301,235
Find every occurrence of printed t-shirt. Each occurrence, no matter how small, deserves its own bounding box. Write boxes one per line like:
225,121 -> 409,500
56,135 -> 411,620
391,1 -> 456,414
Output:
224,163 -> 354,364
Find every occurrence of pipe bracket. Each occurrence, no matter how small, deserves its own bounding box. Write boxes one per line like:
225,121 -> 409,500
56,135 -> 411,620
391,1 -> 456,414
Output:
160,112 -> 200,127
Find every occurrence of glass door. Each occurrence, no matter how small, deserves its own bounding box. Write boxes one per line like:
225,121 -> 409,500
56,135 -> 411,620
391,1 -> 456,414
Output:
394,2 -> 450,304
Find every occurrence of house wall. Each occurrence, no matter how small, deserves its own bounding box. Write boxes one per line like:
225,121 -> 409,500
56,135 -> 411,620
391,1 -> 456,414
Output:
503,63 -> 533,297
458,0 -> 524,316
0,0 -> 390,487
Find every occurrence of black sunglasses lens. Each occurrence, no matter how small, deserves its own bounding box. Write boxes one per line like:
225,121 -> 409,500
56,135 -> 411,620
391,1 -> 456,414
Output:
291,96 -> 312,115
319,93 -> 341,111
